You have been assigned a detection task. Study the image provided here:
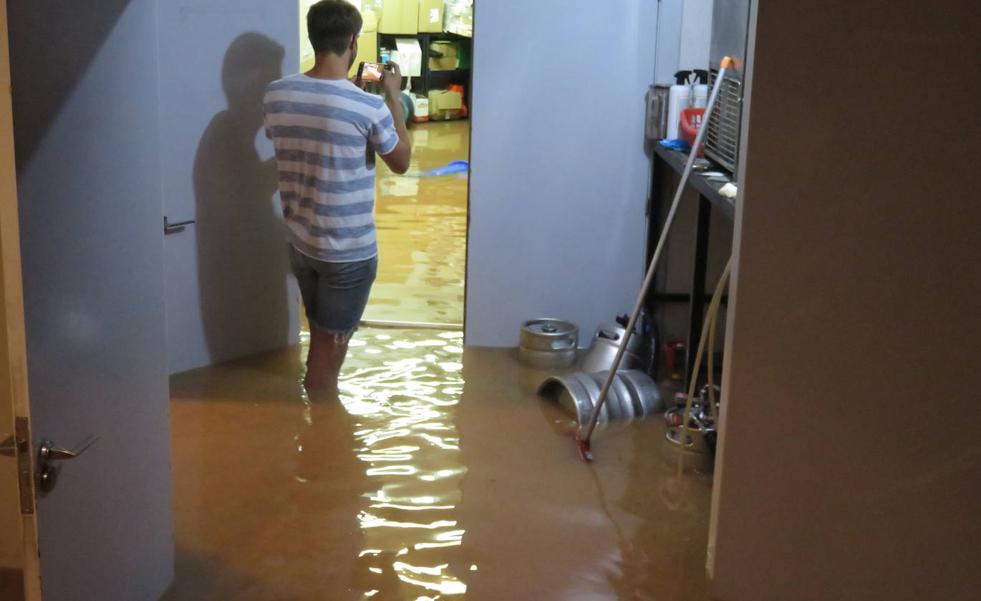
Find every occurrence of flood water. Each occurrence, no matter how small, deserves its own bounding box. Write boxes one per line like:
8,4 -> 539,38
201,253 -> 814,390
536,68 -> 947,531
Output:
363,121 -> 469,327
168,329 -> 713,600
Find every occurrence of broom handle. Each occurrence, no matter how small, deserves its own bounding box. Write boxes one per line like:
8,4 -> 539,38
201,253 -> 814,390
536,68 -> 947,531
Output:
579,57 -> 733,443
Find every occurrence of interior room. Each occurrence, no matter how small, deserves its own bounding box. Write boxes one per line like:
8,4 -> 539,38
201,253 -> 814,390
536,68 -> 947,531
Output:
1,1 -> 979,601
301,0 -> 471,329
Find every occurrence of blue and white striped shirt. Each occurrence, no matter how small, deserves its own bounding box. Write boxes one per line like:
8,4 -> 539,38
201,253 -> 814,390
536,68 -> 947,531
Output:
263,74 -> 399,262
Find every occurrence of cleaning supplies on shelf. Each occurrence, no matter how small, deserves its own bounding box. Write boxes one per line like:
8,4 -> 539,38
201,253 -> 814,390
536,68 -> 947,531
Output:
574,56 -> 735,462
679,108 -> 706,156
692,69 -> 709,109
667,70 -> 692,140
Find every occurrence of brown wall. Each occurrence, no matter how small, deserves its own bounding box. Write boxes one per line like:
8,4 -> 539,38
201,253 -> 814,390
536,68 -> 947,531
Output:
709,1 -> 981,600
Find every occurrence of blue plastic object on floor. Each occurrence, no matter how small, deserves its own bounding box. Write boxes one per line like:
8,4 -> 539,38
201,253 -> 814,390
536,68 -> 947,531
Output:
420,160 -> 469,178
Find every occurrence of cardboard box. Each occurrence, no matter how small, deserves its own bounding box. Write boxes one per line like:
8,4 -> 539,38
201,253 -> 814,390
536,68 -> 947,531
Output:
428,89 -> 463,120
379,0 -> 419,34
348,29 -> 379,78
362,9 -> 380,33
418,0 -> 444,33
428,40 -> 459,71
443,0 -> 473,37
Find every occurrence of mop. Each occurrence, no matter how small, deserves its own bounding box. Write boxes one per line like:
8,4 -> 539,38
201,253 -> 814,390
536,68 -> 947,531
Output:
576,56 -> 734,462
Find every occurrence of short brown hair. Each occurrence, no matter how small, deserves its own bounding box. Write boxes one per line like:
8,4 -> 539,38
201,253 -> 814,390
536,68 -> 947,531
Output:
307,0 -> 363,56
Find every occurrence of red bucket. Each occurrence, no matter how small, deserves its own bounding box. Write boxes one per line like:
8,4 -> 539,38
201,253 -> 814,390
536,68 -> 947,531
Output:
680,107 -> 706,156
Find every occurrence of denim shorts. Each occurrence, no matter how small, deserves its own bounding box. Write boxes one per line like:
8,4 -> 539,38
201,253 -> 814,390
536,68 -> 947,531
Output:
289,245 -> 378,338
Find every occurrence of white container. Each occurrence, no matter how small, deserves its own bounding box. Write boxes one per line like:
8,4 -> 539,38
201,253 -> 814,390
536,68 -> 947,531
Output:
692,84 -> 709,109
666,86 -> 690,140
413,96 -> 430,122
394,38 -> 422,77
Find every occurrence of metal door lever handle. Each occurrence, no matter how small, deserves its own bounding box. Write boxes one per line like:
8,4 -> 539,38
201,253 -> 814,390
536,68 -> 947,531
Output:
37,436 -> 99,495
40,436 -> 99,461
164,216 -> 195,235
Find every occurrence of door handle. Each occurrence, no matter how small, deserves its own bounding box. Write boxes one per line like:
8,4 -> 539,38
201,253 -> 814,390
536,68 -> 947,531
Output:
164,216 -> 195,235
37,436 -> 99,495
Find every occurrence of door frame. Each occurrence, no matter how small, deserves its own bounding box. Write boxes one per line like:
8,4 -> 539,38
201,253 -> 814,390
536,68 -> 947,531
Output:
0,0 -> 41,597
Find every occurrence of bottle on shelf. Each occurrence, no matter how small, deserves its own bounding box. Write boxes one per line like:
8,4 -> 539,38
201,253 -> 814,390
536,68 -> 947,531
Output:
667,70 -> 692,140
691,69 -> 709,109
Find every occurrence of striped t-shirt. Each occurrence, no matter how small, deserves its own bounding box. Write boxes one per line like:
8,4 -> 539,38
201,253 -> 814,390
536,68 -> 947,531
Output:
263,74 -> 399,262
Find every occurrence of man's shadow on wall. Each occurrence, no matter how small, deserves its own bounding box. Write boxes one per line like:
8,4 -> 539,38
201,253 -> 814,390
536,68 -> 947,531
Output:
194,33 -> 292,365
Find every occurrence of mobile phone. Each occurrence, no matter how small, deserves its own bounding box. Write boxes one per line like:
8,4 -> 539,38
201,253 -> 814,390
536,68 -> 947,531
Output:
357,61 -> 386,83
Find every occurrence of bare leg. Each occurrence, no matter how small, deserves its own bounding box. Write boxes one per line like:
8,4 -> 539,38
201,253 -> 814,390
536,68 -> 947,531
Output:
304,328 -> 350,396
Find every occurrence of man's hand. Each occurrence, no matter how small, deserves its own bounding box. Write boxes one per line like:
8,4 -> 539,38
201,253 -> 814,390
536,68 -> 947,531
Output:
378,61 -> 411,174
381,62 -> 403,98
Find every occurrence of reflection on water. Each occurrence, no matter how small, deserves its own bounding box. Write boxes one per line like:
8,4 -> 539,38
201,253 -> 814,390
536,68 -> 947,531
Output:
339,330 -> 469,599
168,328 -> 714,601
365,121 -> 469,326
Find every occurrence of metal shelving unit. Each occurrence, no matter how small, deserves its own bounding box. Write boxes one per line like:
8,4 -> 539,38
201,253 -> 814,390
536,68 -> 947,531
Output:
376,31 -> 472,106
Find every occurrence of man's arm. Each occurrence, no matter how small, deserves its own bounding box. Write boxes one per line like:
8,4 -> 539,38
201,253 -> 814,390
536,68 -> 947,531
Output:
378,63 -> 412,174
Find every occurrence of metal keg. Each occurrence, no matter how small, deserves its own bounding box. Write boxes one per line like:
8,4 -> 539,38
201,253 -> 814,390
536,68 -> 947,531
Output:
663,426 -> 714,473
579,322 -> 651,373
537,370 -> 664,426
518,318 -> 579,369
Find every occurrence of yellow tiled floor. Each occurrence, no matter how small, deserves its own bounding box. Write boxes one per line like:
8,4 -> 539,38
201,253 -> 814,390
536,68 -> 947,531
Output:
364,121 -> 470,327
167,329 -> 713,600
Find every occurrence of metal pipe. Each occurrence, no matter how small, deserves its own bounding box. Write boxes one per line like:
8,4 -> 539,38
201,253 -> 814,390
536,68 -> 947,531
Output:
576,57 -> 734,461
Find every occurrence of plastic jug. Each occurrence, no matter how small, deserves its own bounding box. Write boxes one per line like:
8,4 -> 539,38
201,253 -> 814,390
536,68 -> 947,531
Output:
667,70 -> 692,140
691,69 -> 709,109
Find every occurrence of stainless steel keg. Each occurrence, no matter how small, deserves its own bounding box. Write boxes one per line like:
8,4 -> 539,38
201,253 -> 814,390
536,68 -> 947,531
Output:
579,323 -> 650,373
518,318 -> 579,369
537,370 -> 664,426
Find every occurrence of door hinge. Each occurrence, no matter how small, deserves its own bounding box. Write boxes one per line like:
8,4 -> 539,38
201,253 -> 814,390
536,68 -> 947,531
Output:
15,416 -> 34,515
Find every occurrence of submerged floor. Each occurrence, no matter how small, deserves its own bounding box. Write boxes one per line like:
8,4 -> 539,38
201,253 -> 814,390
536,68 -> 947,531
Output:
364,121 -> 469,327
167,329 -> 712,600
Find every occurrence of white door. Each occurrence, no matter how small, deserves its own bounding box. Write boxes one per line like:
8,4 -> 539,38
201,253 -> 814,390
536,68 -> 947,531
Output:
2,1 -> 174,599
159,0 -> 300,374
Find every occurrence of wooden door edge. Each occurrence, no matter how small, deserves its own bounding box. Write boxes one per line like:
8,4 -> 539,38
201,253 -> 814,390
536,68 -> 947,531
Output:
1,0 -> 41,598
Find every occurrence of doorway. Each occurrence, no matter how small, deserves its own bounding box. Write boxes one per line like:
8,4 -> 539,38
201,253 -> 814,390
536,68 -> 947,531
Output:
300,0 -> 472,329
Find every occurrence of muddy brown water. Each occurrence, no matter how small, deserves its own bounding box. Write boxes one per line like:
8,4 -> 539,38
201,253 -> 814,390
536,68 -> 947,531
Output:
167,329 -> 712,600
364,121 -> 468,327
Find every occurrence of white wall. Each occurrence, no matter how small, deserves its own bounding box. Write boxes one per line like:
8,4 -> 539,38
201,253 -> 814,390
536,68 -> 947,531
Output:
679,0 -> 712,71
301,0 -> 368,69
466,0 -> 658,347
654,0 -> 683,83
709,1 -> 981,599
653,0 -> 712,83
160,1 -> 300,374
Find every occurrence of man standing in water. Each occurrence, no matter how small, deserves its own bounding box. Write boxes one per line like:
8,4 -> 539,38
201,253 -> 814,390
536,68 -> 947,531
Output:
264,0 -> 411,393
